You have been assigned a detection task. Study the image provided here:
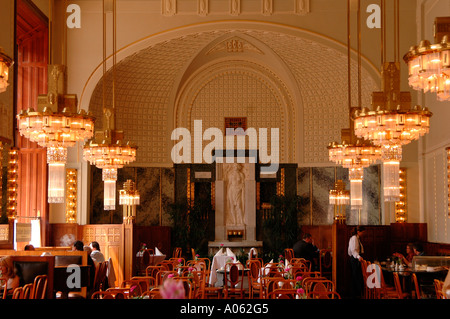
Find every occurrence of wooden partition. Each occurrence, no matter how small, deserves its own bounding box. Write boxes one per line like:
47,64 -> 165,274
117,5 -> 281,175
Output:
49,223 -> 172,286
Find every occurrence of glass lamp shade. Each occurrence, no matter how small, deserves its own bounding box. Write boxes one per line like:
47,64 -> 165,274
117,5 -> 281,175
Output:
48,162 -> 65,203
350,179 -> 363,209
47,146 -> 67,203
102,168 -> 117,211
119,192 -> 140,206
383,160 -> 400,202
104,180 -> 116,211
349,167 -> 363,209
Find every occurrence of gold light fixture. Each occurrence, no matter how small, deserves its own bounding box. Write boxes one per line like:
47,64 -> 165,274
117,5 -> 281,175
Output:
119,179 -> 140,224
6,147 -> 18,221
395,168 -> 407,222
0,47 -> 13,93
403,17 -> 450,101
328,0 -> 381,210
354,0 -> 432,202
83,0 -> 137,211
329,180 -> 350,223
65,169 -> 77,223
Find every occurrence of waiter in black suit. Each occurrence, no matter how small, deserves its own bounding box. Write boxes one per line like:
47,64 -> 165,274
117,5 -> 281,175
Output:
348,226 -> 366,298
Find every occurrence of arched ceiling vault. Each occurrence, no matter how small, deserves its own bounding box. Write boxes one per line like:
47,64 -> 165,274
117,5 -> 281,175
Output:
87,22 -> 379,166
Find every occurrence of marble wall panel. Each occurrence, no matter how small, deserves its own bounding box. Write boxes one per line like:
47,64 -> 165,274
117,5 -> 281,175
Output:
90,167 -> 175,226
297,165 -> 381,226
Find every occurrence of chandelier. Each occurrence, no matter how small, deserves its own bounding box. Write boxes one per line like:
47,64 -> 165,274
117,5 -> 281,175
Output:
329,180 -> 350,224
0,47 -> 13,93
119,179 -> 140,224
328,0 -> 381,210
83,0 -> 137,211
17,65 -> 95,203
403,17 -> 450,101
354,0 -> 432,202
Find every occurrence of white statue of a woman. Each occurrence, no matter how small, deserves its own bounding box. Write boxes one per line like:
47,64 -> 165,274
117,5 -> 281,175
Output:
225,163 -> 245,226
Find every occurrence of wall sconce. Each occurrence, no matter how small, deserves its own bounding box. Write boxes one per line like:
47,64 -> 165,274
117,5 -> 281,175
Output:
65,169 -> 77,223
7,147 -> 19,221
119,179 -> 140,224
395,168 -> 407,223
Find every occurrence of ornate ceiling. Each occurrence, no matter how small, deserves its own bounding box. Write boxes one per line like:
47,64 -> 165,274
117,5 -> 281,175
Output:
89,26 -> 379,166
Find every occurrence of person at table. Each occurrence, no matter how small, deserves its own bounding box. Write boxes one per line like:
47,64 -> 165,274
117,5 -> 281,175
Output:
413,242 -> 425,257
73,240 -> 96,290
393,243 -> 415,266
348,226 -> 365,299
89,241 -> 105,265
0,256 -> 20,298
293,233 -> 319,270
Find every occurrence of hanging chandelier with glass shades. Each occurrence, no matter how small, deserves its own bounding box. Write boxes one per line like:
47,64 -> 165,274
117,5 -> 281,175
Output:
0,47 -> 13,93
328,0 -> 381,210
354,0 -> 432,202
403,17 -> 450,101
329,180 -> 350,224
83,0 -> 137,211
17,67 -> 95,203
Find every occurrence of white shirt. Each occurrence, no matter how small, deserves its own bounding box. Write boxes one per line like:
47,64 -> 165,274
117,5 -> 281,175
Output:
91,250 -> 105,264
348,235 -> 364,260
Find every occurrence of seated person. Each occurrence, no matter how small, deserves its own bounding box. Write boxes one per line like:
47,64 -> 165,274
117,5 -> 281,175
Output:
293,233 -> 319,270
0,256 -> 20,297
393,243 -> 415,266
89,241 -> 105,265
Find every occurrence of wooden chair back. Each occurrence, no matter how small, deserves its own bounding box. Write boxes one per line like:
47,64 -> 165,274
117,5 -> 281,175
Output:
142,249 -> 155,267
435,279 -> 445,299
411,273 -> 421,299
32,275 -> 48,299
284,248 -> 294,262
146,265 -> 165,277
12,287 -> 23,299
142,288 -> 162,299
22,283 -> 33,299
92,260 -> 108,293
173,247 -> 182,258
392,272 -> 404,299
223,263 -> 245,298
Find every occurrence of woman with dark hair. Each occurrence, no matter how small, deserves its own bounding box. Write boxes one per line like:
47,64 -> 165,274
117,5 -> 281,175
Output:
348,225 -> 366,298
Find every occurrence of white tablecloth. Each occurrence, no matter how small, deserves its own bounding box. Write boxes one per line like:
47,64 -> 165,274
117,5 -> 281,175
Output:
209,255 -> 235,286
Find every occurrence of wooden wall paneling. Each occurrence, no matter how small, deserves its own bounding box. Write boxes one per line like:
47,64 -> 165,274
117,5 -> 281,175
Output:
15,0 -> 49,246
80,225 -> 123,287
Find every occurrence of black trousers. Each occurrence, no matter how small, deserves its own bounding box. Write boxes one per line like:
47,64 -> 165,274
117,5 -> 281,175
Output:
349,256 -> 364,298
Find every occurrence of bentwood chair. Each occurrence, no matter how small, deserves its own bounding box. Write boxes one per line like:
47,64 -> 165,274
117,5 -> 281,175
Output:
284,249 -> 295,263
434,279 -> 445,299
11,287 -> 23,299
223,263 -> 245,299
392,272 -> 410,299
22,283 -> 33,299
32,275 -> 48,299
247,259 -> 264,299
411,273 -> 422,299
